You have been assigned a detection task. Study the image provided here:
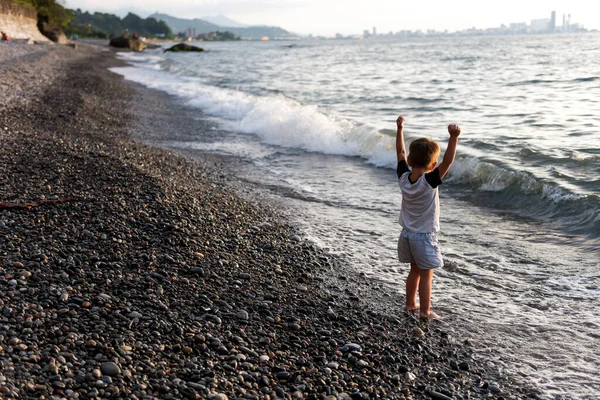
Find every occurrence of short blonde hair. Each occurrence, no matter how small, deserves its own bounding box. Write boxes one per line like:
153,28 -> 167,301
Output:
408,138 -> 440,168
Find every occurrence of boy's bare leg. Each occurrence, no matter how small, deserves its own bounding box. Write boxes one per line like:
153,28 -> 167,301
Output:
418,268 -> 440,319
405,263 -> 420,311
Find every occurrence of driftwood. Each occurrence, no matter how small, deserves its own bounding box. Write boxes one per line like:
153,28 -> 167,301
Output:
0,198 -> 78,210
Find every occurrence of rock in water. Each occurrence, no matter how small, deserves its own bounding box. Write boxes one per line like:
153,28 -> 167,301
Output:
109,33 -> 146,52
100,362 -> 121,377
164,43 -> 205,53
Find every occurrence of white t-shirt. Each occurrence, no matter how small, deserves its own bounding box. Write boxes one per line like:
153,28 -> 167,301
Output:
397,160 -> 442,233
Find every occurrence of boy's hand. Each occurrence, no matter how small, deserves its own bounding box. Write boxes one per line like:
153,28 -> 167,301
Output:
396,116 -> 405,129
396,115 -> 406,162
438,123 -> 461,179
448,124 -> 461,137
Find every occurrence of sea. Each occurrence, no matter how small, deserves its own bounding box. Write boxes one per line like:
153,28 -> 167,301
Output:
110,33 -> 600,398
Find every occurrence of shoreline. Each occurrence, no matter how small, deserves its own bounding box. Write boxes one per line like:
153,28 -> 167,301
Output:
0,44 -> 535,399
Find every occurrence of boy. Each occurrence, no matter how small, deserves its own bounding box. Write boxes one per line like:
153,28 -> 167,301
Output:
395,115 -> 461,319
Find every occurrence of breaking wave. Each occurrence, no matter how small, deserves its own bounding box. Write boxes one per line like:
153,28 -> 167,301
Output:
111,64 -> 599,238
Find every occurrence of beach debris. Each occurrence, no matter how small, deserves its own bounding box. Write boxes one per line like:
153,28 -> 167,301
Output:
404,371 -> 417,381
1,30 -> 9,42
0,198 -> 77,210
412,326 -> 425,335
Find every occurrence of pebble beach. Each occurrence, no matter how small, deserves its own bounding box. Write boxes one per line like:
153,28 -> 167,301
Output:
0,43 -> 537,399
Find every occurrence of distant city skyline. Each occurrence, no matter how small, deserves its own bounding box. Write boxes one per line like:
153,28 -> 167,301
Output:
65,0 -> 599,36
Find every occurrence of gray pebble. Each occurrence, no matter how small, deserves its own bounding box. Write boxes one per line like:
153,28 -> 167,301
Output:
100,362 -> 121,377
327,361 -> 339,369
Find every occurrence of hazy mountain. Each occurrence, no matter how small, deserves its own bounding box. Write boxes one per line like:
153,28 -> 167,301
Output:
227,25 -> 293,40
148,13 -> 219,35
148,12 -> 294,39
201,15 -> 248,28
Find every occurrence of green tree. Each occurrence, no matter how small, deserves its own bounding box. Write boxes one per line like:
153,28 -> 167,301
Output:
11,0 -> 73,29
66,9 -> 174,39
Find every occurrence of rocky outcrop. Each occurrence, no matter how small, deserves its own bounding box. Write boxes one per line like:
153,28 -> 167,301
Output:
164,42 -> 205,53
38,21 -> 68,44
109,32 -> 146,52
0,0 -> 50,43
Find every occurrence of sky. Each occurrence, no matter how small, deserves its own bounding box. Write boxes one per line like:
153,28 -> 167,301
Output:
64,0 -> 600,36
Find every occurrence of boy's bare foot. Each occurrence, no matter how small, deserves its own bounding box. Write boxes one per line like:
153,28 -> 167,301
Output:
419,311 -> 441,320
405,306 -> 419,313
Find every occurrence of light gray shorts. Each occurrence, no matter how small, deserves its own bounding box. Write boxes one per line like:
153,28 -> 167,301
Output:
397,230 -> 443,270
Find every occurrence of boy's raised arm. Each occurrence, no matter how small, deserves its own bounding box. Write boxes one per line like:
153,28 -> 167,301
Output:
438,124 -> 461,179
396,115 -> 407,162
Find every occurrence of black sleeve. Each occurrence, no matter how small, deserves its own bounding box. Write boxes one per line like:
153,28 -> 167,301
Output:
397,160 -> 410,179
425,167 -> 442,188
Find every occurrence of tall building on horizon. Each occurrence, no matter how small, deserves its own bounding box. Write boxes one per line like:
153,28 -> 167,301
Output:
566,14 -> 571,32
550,11 -> 556,32
373,27 -> 377,36
184,28 -> 196,39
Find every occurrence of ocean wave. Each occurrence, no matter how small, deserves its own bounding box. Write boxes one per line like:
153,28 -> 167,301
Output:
446,157 -> 599,237
441,56 -> 479,62
110,66 -> 396,164
447,157 -> 595,203
506,79 -> 557,86
110,66 -> 599,237
446,157 -> 540,193
572,77 -> 599,83
404,96 -> 444,104
506,76 -> 600,87
400,106 -> 467,112
519,147 -> 600,169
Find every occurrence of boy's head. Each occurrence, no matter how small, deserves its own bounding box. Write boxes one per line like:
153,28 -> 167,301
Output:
408,138 -> 440,170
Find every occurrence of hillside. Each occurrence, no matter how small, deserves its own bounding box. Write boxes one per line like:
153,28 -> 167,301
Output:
0,0 -> 50,42
201,14 -> 248,28
228,25 -> 293,40
148,13 -> 219,35
148,12 -> 294,39
68,10 -> 173,39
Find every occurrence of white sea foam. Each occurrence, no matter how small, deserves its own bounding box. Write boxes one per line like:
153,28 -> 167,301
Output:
159,140 -> 279,159
543,276 -> 600,300
569,153 -> 599,162
116,52 -> 167,70
110,66 -> 397,166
